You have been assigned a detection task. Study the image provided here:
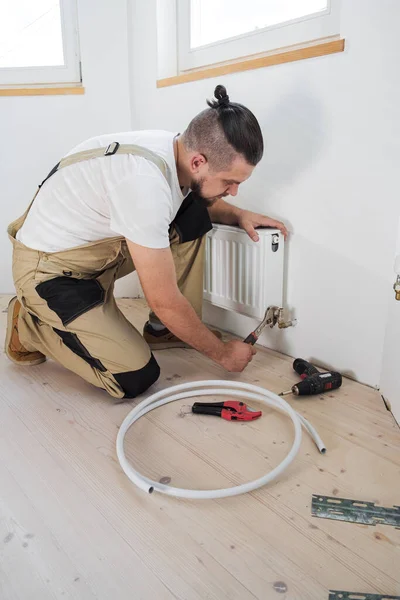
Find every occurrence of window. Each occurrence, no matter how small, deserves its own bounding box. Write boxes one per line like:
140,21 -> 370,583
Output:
177,0 -> 340,71
0,0 -> 80,85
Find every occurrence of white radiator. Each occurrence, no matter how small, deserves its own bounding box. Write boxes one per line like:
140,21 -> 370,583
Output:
203,224 -> 284,320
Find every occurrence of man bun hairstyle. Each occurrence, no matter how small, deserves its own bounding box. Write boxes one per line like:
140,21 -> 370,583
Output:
207,84 -> 231,109
182,84 -> 264,171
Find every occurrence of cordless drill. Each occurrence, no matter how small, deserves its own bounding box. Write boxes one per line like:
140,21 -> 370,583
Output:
279,358 -> 342,397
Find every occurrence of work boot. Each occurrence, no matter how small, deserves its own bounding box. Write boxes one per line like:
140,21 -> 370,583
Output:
4,297 -> 46,366
143,321 -> 222,350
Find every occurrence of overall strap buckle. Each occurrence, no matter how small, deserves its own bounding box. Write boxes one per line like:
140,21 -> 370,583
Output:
104,142 -> 120,156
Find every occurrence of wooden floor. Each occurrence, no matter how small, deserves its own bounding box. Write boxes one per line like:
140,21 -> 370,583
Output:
0,295 -> 399,600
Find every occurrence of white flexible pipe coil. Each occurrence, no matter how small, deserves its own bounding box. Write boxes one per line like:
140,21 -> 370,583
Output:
116,380 -> 326,499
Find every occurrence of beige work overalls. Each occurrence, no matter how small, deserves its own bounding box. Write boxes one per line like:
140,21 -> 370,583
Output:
8,143 -> 209,401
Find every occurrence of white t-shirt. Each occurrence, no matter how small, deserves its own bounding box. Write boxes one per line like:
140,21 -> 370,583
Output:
17,130 -> 187,252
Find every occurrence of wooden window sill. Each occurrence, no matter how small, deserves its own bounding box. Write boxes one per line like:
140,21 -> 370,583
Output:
157,37 -> 345,88
0,85 -> 85,97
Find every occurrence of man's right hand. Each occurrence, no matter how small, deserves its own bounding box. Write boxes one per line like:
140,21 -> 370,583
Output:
218,340 -> 256,372
126,240 -> 256,373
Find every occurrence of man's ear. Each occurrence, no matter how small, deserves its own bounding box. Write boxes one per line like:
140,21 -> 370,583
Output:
190,153 -> 207,172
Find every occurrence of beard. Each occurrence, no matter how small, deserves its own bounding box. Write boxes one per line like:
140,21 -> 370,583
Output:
190,178 -> 220,208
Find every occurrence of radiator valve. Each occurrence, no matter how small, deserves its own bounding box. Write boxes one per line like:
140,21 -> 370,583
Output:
267,306 -> 297,329
277,307 -> 297,329
394,275 -> 400,301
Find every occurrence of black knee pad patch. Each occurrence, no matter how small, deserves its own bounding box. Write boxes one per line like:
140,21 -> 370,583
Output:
114,354 -> 160,399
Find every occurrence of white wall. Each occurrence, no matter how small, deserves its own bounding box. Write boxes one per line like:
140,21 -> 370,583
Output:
129,0 -> 400,387
380,218 -> 400,424
1,0 -> 132,293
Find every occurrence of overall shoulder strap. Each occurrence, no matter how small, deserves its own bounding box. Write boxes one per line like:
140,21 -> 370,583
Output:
39,142 -> 168,188
9,143 -> 170,241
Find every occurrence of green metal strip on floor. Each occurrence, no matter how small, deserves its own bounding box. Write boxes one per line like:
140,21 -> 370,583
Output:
312,495 -> 400,528
329,592 -> 400,599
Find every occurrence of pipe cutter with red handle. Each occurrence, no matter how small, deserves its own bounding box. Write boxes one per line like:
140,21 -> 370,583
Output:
191,401 -> 262,421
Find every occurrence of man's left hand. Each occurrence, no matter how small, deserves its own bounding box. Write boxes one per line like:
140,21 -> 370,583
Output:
237,210 -> 288,242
